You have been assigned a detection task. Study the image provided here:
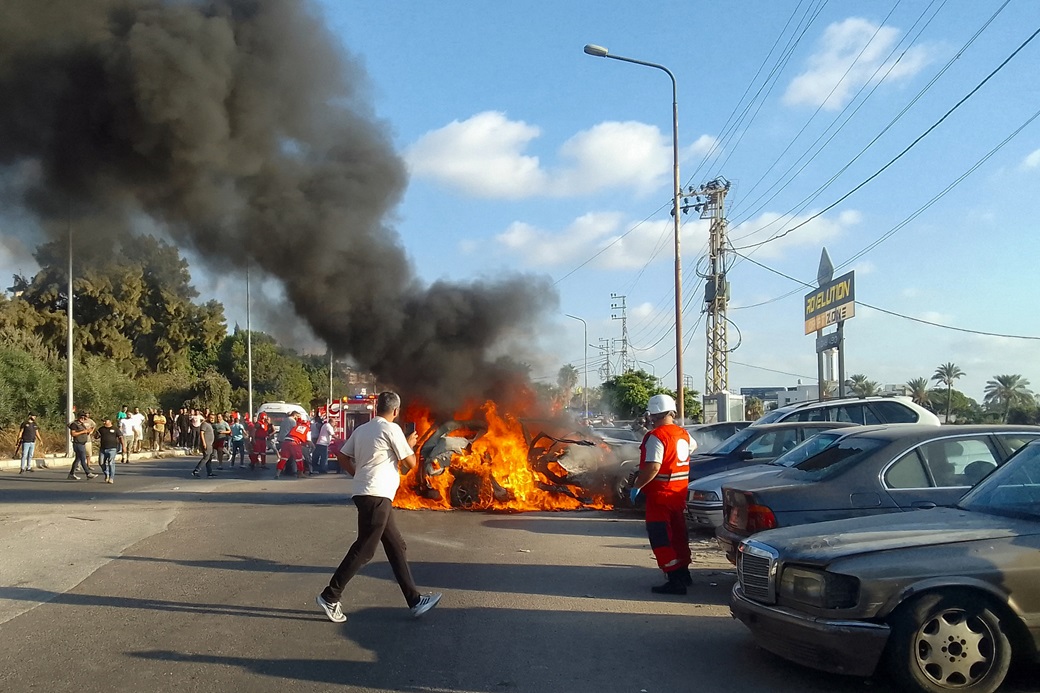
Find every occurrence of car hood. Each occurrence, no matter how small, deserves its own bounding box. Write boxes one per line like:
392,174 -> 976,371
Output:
689,464 -> 784,493
754,508 -> 1040,563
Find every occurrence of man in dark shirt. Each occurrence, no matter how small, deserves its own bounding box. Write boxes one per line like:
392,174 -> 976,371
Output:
68,413 -> 96,480
192,414 -> 218,478
17,414 -> 43,473
96,418 -> 123,484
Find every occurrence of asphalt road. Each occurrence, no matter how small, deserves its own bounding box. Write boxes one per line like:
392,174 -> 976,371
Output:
1,459 -> 1038,693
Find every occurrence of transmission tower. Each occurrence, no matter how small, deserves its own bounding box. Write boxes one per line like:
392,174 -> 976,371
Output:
596,338 -> 612,380
688,177 -> 731,395
610,293 -> 633,373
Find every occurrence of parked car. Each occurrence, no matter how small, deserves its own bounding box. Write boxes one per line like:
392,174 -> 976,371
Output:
591,426 -> 642,443
684,420 -> 752,451
752,395 -> 940,427
686,426 -> 853,531
687,421 -> 854,483
717,424 -> 1040,562
730,437 -> 1040,692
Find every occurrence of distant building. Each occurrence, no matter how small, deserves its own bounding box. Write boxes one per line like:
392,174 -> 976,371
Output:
739,387 -> 787,408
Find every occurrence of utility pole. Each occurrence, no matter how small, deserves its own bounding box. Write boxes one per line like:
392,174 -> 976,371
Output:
610,293 -> 632,373
688,176 -> 731,396
596,338 -> 612,380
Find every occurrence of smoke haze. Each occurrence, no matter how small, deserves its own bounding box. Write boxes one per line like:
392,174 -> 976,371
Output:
0,0 -> 558,412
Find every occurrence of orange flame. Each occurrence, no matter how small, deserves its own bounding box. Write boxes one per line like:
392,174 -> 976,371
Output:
395,400 -> 615,512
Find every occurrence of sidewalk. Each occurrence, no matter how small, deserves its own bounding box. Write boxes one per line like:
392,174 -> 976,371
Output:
0,447 -> 190,472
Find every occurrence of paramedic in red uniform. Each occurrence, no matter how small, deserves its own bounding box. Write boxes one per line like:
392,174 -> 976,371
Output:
631,394 -> 695,595
276,415 -> 310,478
252,413 -> 271,470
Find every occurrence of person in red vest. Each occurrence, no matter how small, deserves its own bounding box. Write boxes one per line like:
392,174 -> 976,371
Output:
251,413 -> 271,470
630,394 -> 695,595
276,415 -> 311,478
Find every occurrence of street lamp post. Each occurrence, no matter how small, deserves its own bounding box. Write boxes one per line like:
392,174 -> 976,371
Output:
564,314 -> 589,421
583,43 -> 684,423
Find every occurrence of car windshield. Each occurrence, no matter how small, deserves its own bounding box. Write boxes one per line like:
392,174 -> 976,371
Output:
753,409 -> 787,425
593,428 -> 641,442
771,431 -> 846,467
792,436 -> 886,479
708,426 -> 763,455
958,441 -> 1040,521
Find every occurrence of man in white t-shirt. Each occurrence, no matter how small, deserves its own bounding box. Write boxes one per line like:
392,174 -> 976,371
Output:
118,415 -> 137,463
316,391 -> 441,623
130,407 -> 145,453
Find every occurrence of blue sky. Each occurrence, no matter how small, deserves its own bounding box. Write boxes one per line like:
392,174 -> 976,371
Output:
5,1 -> 1039,403
309,1 -> 1040,402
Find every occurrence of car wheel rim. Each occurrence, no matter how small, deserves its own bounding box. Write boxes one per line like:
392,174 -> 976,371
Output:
914,608 -> 995,687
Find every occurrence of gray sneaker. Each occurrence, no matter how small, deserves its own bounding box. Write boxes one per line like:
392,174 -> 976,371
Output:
315,595 -> 346,623
409,593 -> 442,619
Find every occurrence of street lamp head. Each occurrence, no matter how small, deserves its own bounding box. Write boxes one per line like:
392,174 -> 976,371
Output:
583,44 -> 609,57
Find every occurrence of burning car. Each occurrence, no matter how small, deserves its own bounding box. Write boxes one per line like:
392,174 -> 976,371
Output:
396,402 -> 638,511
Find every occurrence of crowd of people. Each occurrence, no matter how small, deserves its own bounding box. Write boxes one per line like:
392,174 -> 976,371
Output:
13,406 -> 339,485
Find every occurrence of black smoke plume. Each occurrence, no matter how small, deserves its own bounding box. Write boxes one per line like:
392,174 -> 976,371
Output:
0,0 -> 558,412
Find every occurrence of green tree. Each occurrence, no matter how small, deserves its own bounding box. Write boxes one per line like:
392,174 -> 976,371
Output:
927,388 -> 984,424
73,355 -> 159,422
845,374 -> 879,397
216,331 -> 313,407
905,377 -> 931,408
983,374 -> 1033,423
1007,398 -> 1040,425
17,237 -> 227,375
186,369 -> 233,413
932,362 -> 965,424
557,364 -> 579,409
745,397 -> 764,421
681,388 -> 701,422
601,370 -> 660,420
0,346 -> 63,428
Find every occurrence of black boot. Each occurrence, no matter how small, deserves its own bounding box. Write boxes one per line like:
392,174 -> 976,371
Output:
651,571 -> 688,595
678,568 -> 693,586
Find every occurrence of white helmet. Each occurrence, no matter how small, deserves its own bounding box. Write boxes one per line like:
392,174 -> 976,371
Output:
647,394 -> 677,416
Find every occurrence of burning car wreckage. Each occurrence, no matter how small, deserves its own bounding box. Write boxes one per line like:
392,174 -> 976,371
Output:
393,403 -> 641,512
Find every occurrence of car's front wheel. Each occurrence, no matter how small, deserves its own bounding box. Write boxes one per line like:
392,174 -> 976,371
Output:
885,590 -> 1011,693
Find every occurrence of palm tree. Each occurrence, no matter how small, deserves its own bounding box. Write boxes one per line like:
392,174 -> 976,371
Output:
557,364 -> 579,409
845,374 -> 879,397
905,377 -> 931,408
983,374 -> 1033,423
932,362 -> 965,423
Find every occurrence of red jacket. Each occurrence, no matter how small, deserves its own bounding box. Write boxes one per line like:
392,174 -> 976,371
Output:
639,423 -> 691,496
288,422 -> 310,445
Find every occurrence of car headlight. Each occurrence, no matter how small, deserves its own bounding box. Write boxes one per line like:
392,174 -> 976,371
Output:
690,489 -> 720,502
779,566 -> 858,609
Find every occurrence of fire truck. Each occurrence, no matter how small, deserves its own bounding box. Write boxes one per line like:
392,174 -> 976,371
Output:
317,394 -> 379,442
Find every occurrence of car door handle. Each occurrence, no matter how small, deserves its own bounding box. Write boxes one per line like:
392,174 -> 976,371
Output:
910,501 -> 937,510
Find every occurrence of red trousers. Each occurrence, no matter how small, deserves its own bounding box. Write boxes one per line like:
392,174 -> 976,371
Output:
277,440 -> 303,474
644,491 -> 691,574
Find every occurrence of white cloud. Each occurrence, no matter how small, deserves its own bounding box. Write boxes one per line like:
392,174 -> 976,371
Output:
851,260 -> 875,275
404,111 -> 546,199
730,208 -> 861,260
491,211 -> 709,270
1022,148 -> 1040,169
784,18 -> 933,110
406,111 -> 716,199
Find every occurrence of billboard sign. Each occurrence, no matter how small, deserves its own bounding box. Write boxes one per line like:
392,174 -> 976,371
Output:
804,271 -> 855,334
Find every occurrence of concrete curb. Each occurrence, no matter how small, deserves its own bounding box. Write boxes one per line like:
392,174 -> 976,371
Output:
0,447 -> 190,472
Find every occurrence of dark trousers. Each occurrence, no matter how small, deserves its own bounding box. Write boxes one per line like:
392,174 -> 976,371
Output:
70,442 -> 91,475
193,447 -> 215,475
230,439 -> 246,465
321,495 -> 421,607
